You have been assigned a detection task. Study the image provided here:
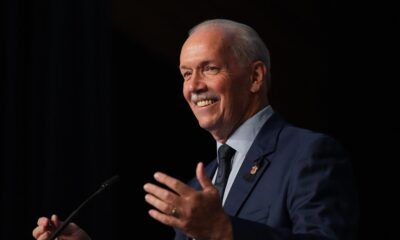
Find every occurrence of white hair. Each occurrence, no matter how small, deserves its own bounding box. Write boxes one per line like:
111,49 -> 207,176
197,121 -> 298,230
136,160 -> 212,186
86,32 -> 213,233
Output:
189,19 -> 271,88
189,19 -> 271,70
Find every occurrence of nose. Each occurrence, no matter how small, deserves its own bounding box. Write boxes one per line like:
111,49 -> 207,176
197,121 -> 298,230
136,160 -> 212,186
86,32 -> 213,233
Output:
189,72 -> 207,92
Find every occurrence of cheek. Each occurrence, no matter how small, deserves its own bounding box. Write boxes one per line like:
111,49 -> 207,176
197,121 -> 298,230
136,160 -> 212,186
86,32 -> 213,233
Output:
182,83 -> 189,101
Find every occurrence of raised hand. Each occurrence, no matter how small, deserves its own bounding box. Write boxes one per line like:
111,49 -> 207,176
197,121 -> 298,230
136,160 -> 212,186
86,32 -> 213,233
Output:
143,162 -> 232,240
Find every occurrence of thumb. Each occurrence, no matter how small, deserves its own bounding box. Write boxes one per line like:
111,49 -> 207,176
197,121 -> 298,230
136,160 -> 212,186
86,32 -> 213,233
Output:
196,162 -> 213,190
51,214 -> 61,228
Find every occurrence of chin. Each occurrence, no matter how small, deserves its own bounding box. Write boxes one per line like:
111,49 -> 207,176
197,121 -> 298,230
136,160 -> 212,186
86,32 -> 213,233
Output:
198,121 -> 210,130
194,112 -> 220,131
197,119 -> 214,131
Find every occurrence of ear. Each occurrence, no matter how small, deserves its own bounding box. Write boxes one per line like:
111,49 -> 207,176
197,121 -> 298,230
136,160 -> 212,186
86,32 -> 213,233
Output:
249,61 -> 267,93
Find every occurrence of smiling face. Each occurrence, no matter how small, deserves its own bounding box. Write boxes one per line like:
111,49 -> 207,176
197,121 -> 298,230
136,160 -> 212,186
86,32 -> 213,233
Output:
179,26 -> 267,142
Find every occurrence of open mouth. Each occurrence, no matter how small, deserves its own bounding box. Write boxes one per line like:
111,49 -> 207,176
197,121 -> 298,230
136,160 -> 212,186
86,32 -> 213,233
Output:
195,99 -> 218,107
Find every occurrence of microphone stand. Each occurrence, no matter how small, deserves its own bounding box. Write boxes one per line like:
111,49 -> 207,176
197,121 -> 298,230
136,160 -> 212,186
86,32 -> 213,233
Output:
48,175 -> 120,240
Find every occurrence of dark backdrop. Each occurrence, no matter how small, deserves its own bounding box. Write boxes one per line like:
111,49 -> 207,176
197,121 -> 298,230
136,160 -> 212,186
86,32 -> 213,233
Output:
1,0 -> 397,239
0,0 -> 115,239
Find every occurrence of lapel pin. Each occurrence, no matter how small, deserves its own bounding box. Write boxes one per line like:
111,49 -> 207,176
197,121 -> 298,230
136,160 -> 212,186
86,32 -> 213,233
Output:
250,164 -> 259,175
243,160 -> 263,182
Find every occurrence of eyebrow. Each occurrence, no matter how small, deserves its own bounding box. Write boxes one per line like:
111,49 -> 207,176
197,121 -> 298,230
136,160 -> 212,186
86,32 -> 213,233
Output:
179,65 -> 191,71
179,60 -> 214,71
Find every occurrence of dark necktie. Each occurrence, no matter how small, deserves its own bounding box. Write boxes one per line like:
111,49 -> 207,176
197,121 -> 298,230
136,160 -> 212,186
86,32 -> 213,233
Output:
215,144 -> 236,199
186,145 -> 235,240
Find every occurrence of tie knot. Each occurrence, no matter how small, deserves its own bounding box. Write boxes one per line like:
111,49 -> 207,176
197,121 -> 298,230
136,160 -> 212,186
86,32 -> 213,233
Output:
218,144 -> 236,163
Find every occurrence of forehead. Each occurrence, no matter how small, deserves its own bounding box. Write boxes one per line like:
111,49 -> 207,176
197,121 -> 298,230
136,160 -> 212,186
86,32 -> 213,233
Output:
179,27 -> 233,67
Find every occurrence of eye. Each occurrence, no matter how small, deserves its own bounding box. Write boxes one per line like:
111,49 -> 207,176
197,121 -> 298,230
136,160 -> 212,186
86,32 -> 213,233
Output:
204,65 -> 219,75
182,71 -> 192,80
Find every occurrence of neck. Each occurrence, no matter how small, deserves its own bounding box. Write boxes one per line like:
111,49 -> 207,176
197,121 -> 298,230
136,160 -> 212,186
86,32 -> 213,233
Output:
211,101 -> 269,143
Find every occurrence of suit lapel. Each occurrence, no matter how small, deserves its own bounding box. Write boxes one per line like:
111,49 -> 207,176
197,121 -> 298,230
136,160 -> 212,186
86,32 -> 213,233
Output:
192,160 -> 218,191
223,113 -> 285,216
206,160 -> 218,180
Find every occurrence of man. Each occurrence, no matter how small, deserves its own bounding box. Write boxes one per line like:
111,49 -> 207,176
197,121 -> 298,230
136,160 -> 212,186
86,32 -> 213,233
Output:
33,19 -> 358,240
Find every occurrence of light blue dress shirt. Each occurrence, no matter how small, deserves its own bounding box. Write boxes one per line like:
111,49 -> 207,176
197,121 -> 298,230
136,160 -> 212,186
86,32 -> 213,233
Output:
214,105 -> 274,205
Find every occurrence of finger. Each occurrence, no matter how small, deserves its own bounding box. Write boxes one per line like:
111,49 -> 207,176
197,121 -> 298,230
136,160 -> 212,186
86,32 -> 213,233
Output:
37,217 -> 50,226
32,226 -> 47,239
50,214 -> 61,227
196,162 -> 213,190
143,183 -> 179,203
153,172 -> 194,196
37,231 -> 50,240
145,193 -> 175,215
148,209 -> 180,228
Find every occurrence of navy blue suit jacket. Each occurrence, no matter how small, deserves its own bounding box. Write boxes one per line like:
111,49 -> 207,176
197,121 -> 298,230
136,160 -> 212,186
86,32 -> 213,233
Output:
175,113 -> 358,240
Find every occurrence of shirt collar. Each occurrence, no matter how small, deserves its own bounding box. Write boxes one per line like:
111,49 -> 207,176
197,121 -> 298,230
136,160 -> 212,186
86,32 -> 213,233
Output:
217,105 -> 274,154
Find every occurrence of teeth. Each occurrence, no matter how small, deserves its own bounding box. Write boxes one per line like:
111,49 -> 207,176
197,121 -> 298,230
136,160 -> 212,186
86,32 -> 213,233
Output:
196,100 -> 215,107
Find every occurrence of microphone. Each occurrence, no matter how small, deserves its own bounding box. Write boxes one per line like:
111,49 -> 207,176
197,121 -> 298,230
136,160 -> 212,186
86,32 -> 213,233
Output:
48,175 -> 120,240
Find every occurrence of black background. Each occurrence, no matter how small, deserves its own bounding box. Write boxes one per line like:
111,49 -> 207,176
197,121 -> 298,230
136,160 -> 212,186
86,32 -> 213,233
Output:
1,0 -> 398,239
